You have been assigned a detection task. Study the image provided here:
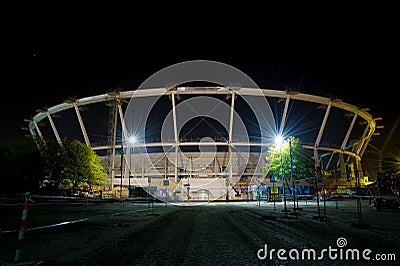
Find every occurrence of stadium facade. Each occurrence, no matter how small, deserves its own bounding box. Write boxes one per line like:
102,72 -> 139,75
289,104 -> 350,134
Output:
27,87 -> 380,201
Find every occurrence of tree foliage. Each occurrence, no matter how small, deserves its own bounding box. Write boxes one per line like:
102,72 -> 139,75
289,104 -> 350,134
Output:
62,140 -> 107,191
40,138 -> 64,193
0,137 -> 107,194
39,138 -> 107,193
264,136 -> 314,181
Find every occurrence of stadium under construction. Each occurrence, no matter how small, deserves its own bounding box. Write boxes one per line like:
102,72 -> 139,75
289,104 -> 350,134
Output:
26,86 -> 383,202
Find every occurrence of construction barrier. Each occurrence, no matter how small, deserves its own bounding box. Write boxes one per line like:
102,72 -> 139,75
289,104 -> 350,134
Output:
14,192 -> 31,262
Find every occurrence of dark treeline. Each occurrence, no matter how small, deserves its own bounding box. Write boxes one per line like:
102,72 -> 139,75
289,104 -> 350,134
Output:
0,138 -> 44,194
0,137 -> 107,195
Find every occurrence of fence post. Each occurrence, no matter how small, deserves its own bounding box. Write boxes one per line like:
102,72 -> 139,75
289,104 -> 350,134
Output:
15,192 -> 31,262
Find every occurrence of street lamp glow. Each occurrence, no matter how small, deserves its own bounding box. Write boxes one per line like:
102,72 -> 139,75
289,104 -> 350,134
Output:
128,136 -> 137,144
275,135 -> 283,146
127,135 -> 137,190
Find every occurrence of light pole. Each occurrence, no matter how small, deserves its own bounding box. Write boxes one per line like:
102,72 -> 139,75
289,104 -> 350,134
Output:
289,138 -> 296,214
128,136 -> 137,194
275,135 -> 288,213
120,149 -> 123,199
186,155 -> 192,203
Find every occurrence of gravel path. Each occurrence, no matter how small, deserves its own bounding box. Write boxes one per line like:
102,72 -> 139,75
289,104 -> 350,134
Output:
73,202 -> 399,265
1,201 -> 399,265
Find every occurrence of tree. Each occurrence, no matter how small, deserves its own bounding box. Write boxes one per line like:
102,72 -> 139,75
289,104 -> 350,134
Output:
0,137 -> 107,194
36,138 -> 107,194
62,140 -> 107,192
40,138 -> 64,193
264,136 -> 314,181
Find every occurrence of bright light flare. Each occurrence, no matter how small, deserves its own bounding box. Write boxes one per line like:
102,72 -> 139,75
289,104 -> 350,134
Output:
275,135 -> 283,146
129,136 -> 137,144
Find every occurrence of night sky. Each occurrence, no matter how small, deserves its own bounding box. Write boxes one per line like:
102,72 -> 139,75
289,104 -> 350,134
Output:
2,10 -> 398,146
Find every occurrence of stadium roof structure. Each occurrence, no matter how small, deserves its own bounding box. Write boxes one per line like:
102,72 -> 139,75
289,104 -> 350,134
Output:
27,87 -> 381,193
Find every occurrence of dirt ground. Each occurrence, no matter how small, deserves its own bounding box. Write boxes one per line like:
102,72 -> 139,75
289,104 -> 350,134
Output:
1,199 -> 399,265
